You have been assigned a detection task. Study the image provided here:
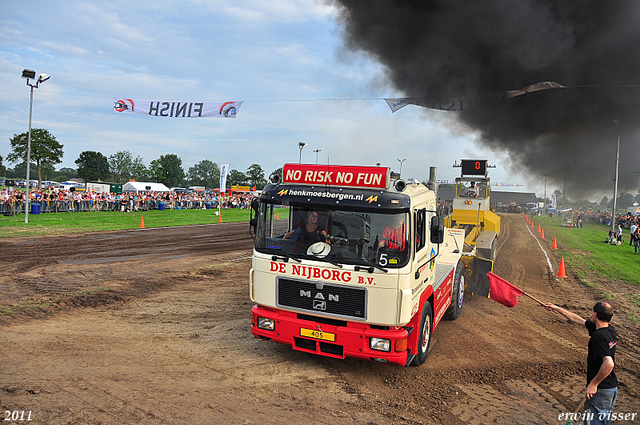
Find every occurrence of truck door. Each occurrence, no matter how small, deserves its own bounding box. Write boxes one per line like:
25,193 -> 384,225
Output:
413,207 -> 428,290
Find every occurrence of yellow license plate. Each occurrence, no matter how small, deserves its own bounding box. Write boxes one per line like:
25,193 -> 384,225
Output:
300,328 -> 336,342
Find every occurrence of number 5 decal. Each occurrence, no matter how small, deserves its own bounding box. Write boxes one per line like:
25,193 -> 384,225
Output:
379,253 -> 388,266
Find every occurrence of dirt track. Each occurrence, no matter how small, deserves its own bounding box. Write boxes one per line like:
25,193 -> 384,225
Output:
1,216 -> 639,424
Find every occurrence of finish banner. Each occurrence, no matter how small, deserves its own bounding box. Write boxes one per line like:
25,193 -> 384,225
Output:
113,99 -> 243,118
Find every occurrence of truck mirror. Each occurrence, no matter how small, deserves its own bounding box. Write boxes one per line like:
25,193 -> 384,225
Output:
251,198 -> 260,211
430,215 -> 444,244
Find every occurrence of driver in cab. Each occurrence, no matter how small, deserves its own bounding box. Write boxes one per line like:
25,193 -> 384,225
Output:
465,181 -> 479,197
284,210 -> 330,243
379,214 -> 406,251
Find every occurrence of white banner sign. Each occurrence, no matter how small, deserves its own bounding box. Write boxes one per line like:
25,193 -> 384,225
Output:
114,99 -> 243,118
384,81 -> 566,113
220,164 -> 230,194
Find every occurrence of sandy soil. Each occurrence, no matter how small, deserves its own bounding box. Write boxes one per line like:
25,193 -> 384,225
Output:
1,216 -> 638,424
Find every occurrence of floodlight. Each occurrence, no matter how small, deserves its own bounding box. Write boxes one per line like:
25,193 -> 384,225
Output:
38,74 -> 51,83
22,69 -> 36,79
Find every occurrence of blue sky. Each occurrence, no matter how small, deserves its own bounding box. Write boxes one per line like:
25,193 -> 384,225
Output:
0,0 -> 538,193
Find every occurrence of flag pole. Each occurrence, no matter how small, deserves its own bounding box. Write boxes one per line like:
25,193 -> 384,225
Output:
522,291 -> 546,306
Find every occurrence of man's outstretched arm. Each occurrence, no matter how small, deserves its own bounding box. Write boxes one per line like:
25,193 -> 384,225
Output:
544,304 -> 587,326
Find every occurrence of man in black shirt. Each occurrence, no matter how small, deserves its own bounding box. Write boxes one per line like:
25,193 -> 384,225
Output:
545,301 -> 617,425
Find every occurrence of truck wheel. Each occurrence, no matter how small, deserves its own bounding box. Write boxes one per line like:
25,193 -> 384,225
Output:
444,261 -> 464,320
410,301 -> 433,366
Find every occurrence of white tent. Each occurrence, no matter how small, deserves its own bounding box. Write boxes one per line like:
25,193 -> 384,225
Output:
122,181 -> 170,192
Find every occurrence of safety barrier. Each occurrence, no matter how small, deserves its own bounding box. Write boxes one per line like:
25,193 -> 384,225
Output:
0,199 -> 236,215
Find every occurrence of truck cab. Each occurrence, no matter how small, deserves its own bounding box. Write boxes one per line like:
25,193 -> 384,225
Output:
249,163 -> 465,366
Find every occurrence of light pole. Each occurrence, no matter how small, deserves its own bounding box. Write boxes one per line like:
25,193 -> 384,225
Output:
397,158 -> 406,178
298,142 -> 307,164
611,121 -> 621,236
313,149 -> 321,164
543,174 -> 547,217
21,69 -> 50,224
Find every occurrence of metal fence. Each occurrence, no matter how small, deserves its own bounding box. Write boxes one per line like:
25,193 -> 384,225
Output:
1,199 -> 222,216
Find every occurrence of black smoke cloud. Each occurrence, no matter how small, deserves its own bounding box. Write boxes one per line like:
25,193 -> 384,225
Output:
330,0 -> 640,198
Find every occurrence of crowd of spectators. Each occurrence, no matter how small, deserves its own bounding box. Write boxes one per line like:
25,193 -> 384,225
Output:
1,187 -> 257,215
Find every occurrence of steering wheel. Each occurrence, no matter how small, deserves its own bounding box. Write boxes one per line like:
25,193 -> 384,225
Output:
380,237 -> 400,248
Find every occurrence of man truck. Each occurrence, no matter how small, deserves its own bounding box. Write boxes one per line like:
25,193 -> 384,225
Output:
249,162 -> 478,366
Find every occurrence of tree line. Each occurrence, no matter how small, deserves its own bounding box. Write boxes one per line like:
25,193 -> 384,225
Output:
2,128 -> 271,189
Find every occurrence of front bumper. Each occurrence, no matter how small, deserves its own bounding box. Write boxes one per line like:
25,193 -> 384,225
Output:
251,305 -> 410,366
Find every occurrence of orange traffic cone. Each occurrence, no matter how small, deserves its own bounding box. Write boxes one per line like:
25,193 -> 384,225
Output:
530,220 -> 534,228
218,211 -> 223,223
540,228 -> 545,239
140,215 -> 145,229
552,237 -> 558,249
557,257 -> 568,278
537,223 -> 542,233
276,211 -> 279,220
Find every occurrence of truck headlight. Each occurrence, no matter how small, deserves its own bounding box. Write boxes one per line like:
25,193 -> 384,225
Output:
257,317 -> 275,331
369,337 -> 391,352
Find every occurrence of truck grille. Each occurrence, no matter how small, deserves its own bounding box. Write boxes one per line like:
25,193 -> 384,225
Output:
277,278 -> 367,320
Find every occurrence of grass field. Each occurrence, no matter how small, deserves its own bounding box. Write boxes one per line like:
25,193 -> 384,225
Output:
0,208 -> 253,238
530,215 -> 640,286
2,208 -> 635,285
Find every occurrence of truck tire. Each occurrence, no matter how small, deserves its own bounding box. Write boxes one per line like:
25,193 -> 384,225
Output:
443,261 -> 464,320
410,301 -> 433,366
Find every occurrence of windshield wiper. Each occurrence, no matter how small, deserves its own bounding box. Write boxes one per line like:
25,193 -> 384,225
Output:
310,257 -> 343,268
267,248 -> 301,263
354,262 -> 388,273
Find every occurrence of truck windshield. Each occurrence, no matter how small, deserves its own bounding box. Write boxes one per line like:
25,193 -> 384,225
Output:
255,204 -> 410,268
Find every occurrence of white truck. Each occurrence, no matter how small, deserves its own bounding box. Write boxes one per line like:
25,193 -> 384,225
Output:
248,163 -> 468,366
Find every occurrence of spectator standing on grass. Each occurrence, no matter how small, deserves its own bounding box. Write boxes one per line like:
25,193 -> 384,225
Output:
615,224 -> 623,245
633,227 -> 640,255
630,222 -> 637,247
544,302 -> 618,425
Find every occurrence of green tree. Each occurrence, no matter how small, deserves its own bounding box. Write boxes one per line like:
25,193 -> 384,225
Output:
227,169 -> 247,186
7,128 -> 63,187
52,167 -> 78,182
131,156 -> 148,181
0,155 -> 5,177
108,150 -> 134,183
108,150 -> 148,183
187,160 -> 220,188
246,163 -> 267,188
76,151 -> 110,182
617,193 -> 635,211
6,162 -> 37,179
149,154 -> 185,187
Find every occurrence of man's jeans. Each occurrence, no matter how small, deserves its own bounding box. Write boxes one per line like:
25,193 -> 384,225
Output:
585,387 -> 618,425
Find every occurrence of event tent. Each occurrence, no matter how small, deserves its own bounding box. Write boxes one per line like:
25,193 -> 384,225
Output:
122,182 -> 171,192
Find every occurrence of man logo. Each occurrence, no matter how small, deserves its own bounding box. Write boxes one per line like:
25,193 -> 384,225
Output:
313,300 -> 327,311
300,289 -> 339,312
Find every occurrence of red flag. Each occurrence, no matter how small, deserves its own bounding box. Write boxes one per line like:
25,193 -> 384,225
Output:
487,272 -> 525,307
252,185 -> 256,191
